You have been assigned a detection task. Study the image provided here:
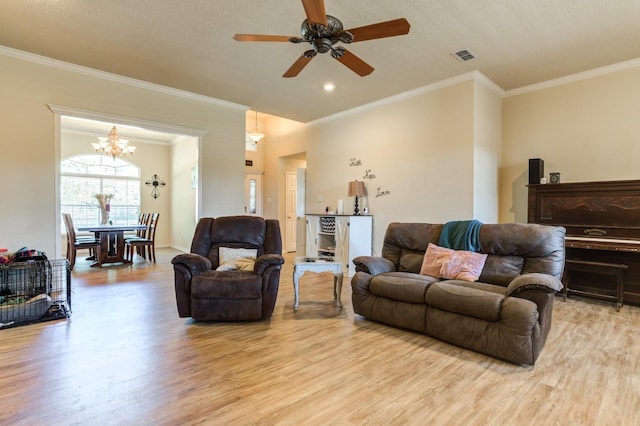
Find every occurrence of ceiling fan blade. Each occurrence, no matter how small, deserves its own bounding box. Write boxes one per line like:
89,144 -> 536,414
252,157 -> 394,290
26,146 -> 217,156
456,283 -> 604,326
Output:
345,18 -> 410,42
233,34 -> 293,42
301,0 -> 327,26
283,54 -> 314,78
334,49 -> 374,77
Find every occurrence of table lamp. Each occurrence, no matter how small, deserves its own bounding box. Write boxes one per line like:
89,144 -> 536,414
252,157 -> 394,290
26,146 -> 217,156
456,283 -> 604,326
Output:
348,180 -> 367,215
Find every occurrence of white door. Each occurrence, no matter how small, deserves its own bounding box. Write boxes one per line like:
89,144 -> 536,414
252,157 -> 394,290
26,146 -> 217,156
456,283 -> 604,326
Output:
245,173 -> 262,216
285,171 -> 297,252
295,168 -> 306,257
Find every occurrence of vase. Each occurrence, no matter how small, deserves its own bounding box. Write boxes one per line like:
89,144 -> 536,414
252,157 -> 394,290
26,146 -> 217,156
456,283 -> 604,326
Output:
100,209 -> 110,225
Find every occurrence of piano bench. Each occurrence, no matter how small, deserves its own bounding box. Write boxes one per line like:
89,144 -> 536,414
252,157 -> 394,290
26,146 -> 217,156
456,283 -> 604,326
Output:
563,260 -> 628,311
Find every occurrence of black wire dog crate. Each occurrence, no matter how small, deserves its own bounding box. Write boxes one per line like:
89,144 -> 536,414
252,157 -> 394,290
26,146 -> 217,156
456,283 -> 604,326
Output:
0,259 -> 71,329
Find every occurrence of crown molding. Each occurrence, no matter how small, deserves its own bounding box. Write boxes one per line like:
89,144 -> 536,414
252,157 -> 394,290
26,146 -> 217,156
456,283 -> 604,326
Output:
472,71 -> 505,96
61,127 -> 178,145
49,104 -> 207,138
505,57 -> 640,97
0,45 -> 247,111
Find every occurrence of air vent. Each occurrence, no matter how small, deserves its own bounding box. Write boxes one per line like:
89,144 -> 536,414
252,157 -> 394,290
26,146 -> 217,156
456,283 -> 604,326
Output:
451,49 -> 477,62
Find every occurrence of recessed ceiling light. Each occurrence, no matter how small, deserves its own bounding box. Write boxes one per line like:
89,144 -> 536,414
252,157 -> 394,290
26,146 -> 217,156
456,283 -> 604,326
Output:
323,82 -> 335,92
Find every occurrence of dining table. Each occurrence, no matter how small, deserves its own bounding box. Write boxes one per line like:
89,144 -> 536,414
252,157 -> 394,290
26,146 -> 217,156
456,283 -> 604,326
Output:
78,224 -> 148,266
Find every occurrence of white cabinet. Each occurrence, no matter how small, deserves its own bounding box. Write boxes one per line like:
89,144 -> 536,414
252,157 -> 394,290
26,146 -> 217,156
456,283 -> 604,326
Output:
305,215 -> 372,276
306,215 -> 319,256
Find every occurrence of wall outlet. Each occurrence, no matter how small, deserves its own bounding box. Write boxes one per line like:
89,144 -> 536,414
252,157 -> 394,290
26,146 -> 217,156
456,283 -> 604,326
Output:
316,195 -> 324,202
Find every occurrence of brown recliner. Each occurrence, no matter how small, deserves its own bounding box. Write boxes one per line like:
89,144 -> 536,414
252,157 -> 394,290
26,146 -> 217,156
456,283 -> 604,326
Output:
172,216 -> 285,321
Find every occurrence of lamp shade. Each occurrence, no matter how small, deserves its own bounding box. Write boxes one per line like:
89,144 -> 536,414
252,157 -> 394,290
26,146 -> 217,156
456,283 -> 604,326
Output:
247,131 -> 265,142
348,180 -> 367,197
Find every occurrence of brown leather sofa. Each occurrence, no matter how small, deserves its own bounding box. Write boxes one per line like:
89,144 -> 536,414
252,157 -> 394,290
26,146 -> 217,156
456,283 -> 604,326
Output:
351,222 -> 565,365
172,216 -> 284,321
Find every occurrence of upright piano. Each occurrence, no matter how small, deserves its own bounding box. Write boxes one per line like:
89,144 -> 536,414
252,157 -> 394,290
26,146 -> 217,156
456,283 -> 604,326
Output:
528,179 -> 640,305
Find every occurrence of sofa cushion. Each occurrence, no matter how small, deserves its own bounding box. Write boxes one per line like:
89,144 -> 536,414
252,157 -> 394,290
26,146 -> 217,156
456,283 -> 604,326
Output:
420,243 -> 487,282
382,223 -> 443,273
191,270 -> 263,299
426,281 -> 504,322
441,279 -> 507,296
398,250 -> 425,273
478,223 -> 565,280
477,254 -> 524,287
370,272 -> 438,304
425,296 -> 540,365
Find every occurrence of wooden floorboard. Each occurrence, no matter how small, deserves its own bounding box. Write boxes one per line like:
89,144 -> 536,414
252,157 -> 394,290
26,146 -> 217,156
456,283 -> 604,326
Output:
1,248 -> 639,425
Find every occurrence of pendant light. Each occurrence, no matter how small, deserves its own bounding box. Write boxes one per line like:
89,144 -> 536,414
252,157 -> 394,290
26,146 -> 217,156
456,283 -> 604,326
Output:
247,111 -> 265,142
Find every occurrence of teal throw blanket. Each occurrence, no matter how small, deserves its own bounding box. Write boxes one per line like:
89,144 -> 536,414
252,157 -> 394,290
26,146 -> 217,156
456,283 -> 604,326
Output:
438,220 -> 483,251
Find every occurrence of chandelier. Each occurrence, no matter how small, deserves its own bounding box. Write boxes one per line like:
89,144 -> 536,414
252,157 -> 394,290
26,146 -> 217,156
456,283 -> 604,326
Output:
92,126 -> 136,160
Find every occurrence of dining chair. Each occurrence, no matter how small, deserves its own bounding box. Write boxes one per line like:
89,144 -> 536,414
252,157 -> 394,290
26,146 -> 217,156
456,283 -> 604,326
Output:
125,213 -> 159,263
62,213 -> 102,270
126,212 -> 150,253
138,212 -> 150,233
132,212 -> 150,237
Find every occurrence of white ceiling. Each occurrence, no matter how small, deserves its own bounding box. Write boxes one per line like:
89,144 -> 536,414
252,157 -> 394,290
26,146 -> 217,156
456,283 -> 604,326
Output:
2,1 -> 640,124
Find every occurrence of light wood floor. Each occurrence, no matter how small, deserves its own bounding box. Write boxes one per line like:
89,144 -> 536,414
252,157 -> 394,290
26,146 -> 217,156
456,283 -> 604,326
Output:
1,248 -> 639,425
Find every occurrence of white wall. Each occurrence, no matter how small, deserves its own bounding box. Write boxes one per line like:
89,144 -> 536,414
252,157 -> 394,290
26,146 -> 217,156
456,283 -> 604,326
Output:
265,75 -> 499,255
0,48 -> 247,257
500,65 -> 640,223
262,116 -> 309,222
473,78 -> 503,223
171,136 -> 198,252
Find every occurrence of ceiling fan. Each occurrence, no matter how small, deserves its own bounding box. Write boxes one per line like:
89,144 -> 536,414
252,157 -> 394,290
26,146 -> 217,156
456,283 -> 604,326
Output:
233,0 -> 410,78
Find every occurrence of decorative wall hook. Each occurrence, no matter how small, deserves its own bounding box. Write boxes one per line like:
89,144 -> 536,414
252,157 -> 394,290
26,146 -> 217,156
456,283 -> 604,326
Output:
146,174 -> 166,199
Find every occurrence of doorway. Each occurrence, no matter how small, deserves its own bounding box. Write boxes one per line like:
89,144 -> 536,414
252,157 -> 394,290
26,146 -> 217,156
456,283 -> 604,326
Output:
245,173 -> 262,216
285,171 -> 297,252
277,153 -> 307,254
50,104 -> 205,258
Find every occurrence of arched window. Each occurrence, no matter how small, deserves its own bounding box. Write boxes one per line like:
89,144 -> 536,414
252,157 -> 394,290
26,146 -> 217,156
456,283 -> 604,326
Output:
61,154 -> 141,229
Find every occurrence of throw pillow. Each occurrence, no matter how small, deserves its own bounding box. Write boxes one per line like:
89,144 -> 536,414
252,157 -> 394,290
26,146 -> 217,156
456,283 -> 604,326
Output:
216,262 -> 238,271
219,247 -> 258,264
235,257 -> 255,271
420,243 -> 487,282
216,247 -> 258,271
